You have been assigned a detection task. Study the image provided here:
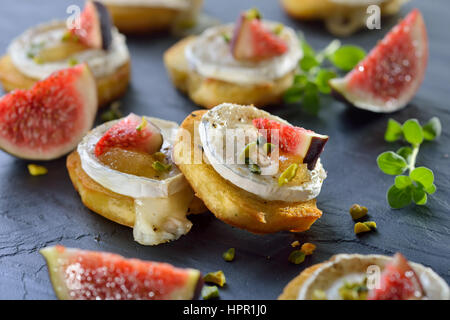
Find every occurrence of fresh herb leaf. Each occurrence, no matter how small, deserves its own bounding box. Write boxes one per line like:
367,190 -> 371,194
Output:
385,119 -> 403,142
301,39 -> 315,58
283,86 -> 303,104
387,185 -> 413,209
402,119 -> 423,146
412,187 -> 427,205
394,175 -> 412,189
410,167 -> 434,189
300,55 -> 319,72
315,69 -> 336,94
377,151 -> 407,175
396,146 -> 413,163
329,45 -> 366,71
378,117 -> 440,209
422,117 -> 442,141
302,82 -> 320,115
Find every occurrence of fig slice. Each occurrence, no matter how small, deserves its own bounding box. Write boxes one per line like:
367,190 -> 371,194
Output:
0,63 -> 97,160
231,9 -> 288,62
94,113 -> 163,157
330,9 -> 428,113
40,245 -> 203,300
253,118 -> 328,170
368,253 -> 424,300
70,1 -> 113,50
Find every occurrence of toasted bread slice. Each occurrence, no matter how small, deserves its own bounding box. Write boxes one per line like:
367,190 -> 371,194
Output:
280,0 -> 405,36
67,150 -> 207,228
173,110 -> 322,234
105,5 -> 180,34
0,55 -> 130,108
278,263 -> 324,300
164,37 -> 295,109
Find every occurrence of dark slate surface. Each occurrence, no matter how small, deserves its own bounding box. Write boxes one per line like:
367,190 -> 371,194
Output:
0,0 -> 449,300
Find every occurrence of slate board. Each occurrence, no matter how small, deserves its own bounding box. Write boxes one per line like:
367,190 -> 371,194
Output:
0,0 -> 449,300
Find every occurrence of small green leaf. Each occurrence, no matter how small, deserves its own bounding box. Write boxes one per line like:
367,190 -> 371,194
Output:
385,119 -> 403,142
377,151 -> 408,175
315,69 -> 336,94
294,74 -> 308,86
283,86 -> 303,103
396,147 -> 413,163
387,185 -> 412,209
422,117 -> 442,141
302,83 -> 320,115
395,175 -> 412,189
329,45 -> 366,71
300,56 -> 319,72
410,167 -> 434,189
425,184 -> 437,195
301,39 -> 315,57
412,187 -> 427,205
402,119 -> 423,145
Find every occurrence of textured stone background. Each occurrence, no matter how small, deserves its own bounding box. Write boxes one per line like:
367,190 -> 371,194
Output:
0,0 -> 449,299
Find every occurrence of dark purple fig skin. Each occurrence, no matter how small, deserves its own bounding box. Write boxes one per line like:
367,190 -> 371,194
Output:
192,275 -> 204,300
93,1 -> 113,50
303,136 -> 329,170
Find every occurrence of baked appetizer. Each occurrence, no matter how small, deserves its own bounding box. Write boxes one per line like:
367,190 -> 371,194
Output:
67,113 -> 206,246
164,9 -> 302,109
279,253 -> 450,300
98,0 -> 203,34
173,103 -> 328,234
280,0 -> 406,36
0,1 -> 130,107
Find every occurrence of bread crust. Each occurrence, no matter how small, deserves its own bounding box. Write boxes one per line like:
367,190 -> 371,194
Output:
66,150 -> 207,228
173,110 -> 322,234
280,0 -> 404,20
278,263 -> 324,300
0,55 -> 130,108
105,5 -> 180,34
164,37 -> 295,109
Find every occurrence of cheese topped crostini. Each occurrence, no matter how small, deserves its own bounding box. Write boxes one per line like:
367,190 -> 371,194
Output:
98,0 -> 203,34
173,103 -> 328,234
279,253 -> 449,300
0,1 -> 130,107
164,8 -> 303,109
67,113 -> 206,246
280,0 -> 407,36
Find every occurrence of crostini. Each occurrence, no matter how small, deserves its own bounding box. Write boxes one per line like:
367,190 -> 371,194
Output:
0,1 -> 130,107
280,0 -> 406,36
279,253 -> 449,300
98,0 -> 203,34
67,113 -> 206,246
164,9 -> 302,109
173,103 -> 328,234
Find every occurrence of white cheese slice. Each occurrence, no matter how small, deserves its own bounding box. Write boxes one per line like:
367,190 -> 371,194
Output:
297,254 -> 450,300
185,21 -> 302,85
199,103 -> 326,202
8,21 -> 129,80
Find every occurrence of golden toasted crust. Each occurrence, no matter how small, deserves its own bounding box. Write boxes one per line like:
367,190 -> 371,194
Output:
0,55 -> 130,108
173,110 -> 322,234
66,150 -> 207,228
164,37 -> 295,109
105,5 -> 180,34
278,263 -> 324,300
280,0 -> 404,19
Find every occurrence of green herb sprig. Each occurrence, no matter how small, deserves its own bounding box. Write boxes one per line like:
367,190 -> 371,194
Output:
284,36 -> 366,115
377,117 -> 441,209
